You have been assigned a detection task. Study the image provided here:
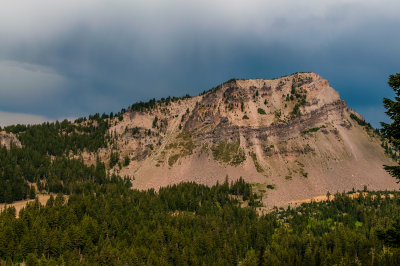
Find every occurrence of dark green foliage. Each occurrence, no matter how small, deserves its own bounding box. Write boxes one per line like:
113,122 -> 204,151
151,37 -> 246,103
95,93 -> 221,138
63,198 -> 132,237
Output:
350,113 -> 371,127
388,73 -> 400,90
130,98 -> 157,112
381,73 -> 400,181
242,115 -> 249,120
109,151 -> 119,168
0,147 -> 29,203
1,182 -> 400,265
302,125 -> 326,135
288,85 -> 307,117
5,119 -> 109,156
378,75 -> 400,250
0,140 -> 115,203
131,127 -> 140,135
291,85 -> 296,95
129,96 -> 191,113
0,179 -> 258,265
152,116 -> 158,128
377,220 -> 400,247
291,103 -> 301,116
29,186 -> 36,199
257,108 -> 266,115
384,165 -> 400,180
123,155 -> 130,166
291,98 -> 307,117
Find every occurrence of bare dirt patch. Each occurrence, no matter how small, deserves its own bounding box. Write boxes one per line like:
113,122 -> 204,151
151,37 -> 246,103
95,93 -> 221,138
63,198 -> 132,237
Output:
0,194 -> 52,217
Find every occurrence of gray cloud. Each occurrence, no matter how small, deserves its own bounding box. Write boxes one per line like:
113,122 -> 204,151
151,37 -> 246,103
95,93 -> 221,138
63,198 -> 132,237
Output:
0,0 -> 399,126
0,111 -> 51,127
0,60 -> 67,113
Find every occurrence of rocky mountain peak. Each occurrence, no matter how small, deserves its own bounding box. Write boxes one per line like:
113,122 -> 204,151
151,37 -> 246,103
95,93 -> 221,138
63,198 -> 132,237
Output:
79,72 -> 397,206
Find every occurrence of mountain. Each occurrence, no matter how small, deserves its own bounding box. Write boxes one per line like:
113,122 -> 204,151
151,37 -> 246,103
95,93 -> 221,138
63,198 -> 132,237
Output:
2,72 -> 400,265
77,72 -> 398,206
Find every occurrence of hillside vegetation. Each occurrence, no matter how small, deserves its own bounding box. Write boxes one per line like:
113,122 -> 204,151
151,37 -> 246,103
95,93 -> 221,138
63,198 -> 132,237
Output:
1,179 -> 400,265
0,72 -> 400,265
1,72 -> 397,207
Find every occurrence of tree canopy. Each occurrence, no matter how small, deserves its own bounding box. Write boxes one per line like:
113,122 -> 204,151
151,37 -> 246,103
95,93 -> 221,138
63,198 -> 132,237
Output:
381,73 -> 400,180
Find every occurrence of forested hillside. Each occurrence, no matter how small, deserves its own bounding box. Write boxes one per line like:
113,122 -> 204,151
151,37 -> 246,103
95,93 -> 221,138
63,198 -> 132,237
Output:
1,179 -> 400,265
0,117 -> 113,203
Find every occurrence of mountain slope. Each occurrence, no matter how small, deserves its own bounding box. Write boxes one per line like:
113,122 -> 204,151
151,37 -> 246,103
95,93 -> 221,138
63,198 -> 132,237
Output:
85,72 -> 398,206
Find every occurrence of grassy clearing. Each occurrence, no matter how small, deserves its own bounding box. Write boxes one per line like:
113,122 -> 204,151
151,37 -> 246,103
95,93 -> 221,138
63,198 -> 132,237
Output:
213,140 -> 246,166
168,154 -> 181,166
249,152 -> 264,173
167,130 -> 195,166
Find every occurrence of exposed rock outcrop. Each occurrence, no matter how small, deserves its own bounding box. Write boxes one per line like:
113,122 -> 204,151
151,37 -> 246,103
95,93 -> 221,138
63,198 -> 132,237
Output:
0,131 -> 21,149
83,72 -> 398,207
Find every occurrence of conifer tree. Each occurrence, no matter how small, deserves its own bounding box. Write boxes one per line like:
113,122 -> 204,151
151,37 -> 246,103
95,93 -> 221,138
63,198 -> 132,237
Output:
381,73 -> 400,180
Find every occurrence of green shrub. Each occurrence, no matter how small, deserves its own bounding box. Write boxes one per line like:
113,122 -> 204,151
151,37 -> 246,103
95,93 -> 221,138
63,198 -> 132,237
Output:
302,125 -> 326,135
152,116 -> 158,128
257,108 -> 266,115
291,103 -> 301,117
350,113 -> 371,128
123,155 -> 130,166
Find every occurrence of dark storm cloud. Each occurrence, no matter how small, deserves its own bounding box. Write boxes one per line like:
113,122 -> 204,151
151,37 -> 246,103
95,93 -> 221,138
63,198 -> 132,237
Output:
0,0 -> 399,127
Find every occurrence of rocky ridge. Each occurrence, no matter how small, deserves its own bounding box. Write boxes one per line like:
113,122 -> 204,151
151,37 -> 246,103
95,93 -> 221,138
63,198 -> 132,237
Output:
81,72 -> 398,206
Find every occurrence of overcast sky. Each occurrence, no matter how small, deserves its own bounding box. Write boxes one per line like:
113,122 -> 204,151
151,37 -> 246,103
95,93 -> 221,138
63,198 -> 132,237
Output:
0,0 -> 399,127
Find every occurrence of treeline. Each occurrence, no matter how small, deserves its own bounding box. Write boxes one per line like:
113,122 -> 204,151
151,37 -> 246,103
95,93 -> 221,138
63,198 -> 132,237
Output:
4,119 -> 109,156
1,179 -> 400,265
0,117 -> 115,203
130,94 -> 191,112
0,143 -> 128,203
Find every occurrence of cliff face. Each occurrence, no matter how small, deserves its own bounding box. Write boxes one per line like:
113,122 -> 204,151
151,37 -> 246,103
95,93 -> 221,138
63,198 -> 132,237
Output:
84,72 -> 398,206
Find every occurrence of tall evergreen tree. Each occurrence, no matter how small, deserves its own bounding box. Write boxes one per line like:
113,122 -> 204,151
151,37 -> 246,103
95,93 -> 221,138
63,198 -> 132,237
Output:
381,73 -> 400,180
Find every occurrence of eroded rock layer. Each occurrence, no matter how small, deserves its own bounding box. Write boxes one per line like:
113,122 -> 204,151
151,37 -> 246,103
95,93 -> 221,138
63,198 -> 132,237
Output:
81,73 -> 398,206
